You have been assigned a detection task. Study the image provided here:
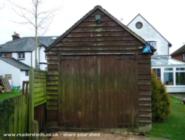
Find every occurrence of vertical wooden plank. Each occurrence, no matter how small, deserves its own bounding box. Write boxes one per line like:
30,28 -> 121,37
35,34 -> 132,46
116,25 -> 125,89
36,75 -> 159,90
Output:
59,55 -> 139,128
28,68 -> 34,133
47,7 -> 152,129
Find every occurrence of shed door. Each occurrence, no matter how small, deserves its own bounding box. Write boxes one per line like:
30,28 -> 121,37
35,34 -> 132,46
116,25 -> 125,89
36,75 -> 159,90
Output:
59,55 -> 138,128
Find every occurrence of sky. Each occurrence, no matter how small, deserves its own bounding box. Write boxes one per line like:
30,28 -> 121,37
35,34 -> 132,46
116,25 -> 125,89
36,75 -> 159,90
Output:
0,0 -> 185,53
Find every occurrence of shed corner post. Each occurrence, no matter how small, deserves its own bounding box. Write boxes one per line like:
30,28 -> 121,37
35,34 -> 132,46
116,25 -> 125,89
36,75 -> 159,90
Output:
136,54 -> 152,133
57,53 -> 61,125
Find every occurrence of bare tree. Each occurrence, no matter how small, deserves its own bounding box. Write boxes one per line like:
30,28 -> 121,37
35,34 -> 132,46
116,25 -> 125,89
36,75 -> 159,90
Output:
8,0 -> 56,69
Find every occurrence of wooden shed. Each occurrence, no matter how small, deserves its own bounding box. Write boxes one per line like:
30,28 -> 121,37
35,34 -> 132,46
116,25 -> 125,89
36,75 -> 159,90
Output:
46,6 -> 152,130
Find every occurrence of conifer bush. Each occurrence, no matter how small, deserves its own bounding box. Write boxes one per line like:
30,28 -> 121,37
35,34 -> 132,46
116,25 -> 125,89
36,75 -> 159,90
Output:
151,72 -> 170,122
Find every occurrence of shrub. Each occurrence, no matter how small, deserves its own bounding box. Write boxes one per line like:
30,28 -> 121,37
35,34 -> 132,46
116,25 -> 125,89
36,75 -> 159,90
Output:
151,72 -> 170,122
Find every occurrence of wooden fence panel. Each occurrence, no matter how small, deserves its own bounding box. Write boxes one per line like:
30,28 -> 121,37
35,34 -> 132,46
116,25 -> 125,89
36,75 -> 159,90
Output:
30,70 -> 47,107
29,69 -> 47,132
0,69 -> 47,139
0,93 -> 29,139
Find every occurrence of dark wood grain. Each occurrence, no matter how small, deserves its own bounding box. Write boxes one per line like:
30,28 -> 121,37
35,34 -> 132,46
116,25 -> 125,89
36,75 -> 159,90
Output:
46,9 -> 152,128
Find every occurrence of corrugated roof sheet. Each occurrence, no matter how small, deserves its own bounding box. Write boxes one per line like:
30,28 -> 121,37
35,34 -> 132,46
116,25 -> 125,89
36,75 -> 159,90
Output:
0,57 -> 30,70
152,55 -> 185,66
0,36 -> 57,52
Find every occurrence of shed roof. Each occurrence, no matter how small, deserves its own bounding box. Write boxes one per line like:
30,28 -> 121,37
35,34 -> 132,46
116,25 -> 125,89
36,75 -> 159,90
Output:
171,44 -> 185,56
0,57 -> 30,70
46,5 -> 145,52
0,36 -> 56,53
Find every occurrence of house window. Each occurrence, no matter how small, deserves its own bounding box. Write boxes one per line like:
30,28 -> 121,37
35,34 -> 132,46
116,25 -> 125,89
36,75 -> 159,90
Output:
25,71 -> 29,76
164,68 -> 174,85
147,41 -> 157,49
95,14 -> 101,24
176,67 -> 185,85
18,52 -> 25,60
135,21 -> 143,29
153,68 -> 161,79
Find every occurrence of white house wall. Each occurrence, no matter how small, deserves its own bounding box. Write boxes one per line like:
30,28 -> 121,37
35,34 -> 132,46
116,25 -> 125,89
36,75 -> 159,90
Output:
20,52 -> 32,67
12,53 -> 17,59
0,59 -> 28,87
12,52 -> 33,67
31,50 -> 35,68
128,15 -> 169,55
39,47 -> 46,63
7,47 -> 47,70
39,47 -> 47,70
31,49 -> 47,70
20,72 -> 29,86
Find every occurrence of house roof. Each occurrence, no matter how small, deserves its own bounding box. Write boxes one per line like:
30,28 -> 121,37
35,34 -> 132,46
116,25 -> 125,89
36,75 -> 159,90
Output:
128,14 -> 172,47
171,44 -> 185,56
46,5 -> 145,52
0,57 -> 30,70
151,55 -> 185,67
0,36 -> 57,53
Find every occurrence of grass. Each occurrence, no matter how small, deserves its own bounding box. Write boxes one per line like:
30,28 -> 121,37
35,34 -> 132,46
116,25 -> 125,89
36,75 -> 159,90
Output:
0,90 -> 21,101
148,96 -> 185,140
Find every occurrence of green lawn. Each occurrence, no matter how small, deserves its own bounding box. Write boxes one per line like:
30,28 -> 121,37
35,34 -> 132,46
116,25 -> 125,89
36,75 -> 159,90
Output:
148,96 -> 185,140
0,91 -> 21,101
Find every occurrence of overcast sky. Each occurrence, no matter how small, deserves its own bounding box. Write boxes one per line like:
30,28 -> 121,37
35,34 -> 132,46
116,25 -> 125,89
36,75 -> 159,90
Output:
0,0 -> 185,53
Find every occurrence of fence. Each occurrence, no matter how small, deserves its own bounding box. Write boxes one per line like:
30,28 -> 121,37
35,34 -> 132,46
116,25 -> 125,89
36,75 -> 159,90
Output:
0,69 -> 47,139
29,69 -> 47,132
0,92 -> 29,139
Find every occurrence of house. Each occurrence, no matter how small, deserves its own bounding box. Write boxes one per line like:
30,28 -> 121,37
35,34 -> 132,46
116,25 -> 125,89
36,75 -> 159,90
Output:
171,44 -> 185,62
128,14 -> 185,93
0,33 -> 56,69
0,33 -> 56,87
46,5 -> 153,130
0,57 -> 30,88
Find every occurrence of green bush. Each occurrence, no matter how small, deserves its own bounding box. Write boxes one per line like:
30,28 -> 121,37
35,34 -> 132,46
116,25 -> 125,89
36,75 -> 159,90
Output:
151,72 -> 170,122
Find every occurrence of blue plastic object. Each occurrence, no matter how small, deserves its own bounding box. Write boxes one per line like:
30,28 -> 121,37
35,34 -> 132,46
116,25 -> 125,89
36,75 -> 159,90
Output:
142,43 -> 155,54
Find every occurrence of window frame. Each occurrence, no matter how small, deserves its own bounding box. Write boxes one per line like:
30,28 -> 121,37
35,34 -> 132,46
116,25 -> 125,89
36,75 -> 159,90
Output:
147,41 -> 157,48
163,67 -> 174,86
175,67 -> 185,86
135,21 -> 143,29
147,41 -> 157,54
17,52 -> 25,60
25,71 -> 29,76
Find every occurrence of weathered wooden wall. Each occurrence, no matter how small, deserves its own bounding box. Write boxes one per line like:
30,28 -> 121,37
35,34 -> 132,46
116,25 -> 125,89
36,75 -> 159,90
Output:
46,7 -> 152,129
59,55 -> 138,128
137,55 -> 152,126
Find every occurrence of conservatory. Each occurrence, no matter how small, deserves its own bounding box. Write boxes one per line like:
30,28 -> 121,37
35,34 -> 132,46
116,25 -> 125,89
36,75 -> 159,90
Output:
152,55 -> 185,93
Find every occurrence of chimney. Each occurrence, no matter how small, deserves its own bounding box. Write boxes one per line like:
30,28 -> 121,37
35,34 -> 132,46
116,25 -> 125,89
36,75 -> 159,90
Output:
12,32 -> 20,40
